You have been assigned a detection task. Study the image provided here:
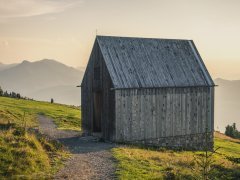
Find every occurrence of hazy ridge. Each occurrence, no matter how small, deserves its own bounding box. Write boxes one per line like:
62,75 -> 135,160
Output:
0,62 -> 18,71
0,59 -> 84,105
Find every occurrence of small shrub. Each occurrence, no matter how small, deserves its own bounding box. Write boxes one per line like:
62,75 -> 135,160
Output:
225,123 -> 240,139
13,127 -> 26,136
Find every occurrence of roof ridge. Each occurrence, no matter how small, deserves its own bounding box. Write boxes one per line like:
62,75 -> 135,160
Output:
96,35 -> 192,41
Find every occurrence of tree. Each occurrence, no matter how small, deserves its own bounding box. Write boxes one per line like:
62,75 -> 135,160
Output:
192,128 -> 219,180
16,93 -> 21,99
51,98 -> 54,104
3,91 -> 9,97
225,125 -> 234,137
0,89 -> 23,100
0,86 -> 3,96
11,92 -> 17,98
225,123 -> 240,139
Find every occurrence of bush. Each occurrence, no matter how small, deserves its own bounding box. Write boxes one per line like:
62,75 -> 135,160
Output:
225,123 -> 240,139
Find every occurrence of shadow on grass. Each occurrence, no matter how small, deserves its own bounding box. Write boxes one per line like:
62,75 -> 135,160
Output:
210,164 -> 240,179
0,123 -> 16,130
57,136 -> 115,154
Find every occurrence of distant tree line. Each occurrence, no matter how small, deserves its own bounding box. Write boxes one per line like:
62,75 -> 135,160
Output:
0,86 -> 33,100
225,123 -> 240,139
0,86 -> 3,96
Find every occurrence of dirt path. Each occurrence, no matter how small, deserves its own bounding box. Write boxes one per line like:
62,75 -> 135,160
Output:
38,115 -> 116,180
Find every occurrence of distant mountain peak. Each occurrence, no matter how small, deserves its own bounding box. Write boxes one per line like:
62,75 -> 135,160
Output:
22,60 -> 30,64
20,59 -> 66,67
0,58 -> 84,105
40,59 -> 57,62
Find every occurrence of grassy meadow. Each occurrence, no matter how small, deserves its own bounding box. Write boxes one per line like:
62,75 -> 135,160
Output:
0,96 -> 81,179
112,133 -> 240,179
1,96 -> 240,179
0,96 -> 81,131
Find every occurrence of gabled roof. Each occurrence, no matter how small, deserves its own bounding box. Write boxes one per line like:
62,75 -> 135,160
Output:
96,36 -> 214,89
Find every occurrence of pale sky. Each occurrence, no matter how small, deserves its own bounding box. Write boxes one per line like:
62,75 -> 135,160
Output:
0,0 -> 240,79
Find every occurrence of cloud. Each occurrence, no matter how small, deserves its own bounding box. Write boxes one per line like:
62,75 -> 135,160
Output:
0,0 -> 83,18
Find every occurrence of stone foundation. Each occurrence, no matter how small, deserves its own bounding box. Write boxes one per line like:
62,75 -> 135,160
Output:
116,132 -> 214,151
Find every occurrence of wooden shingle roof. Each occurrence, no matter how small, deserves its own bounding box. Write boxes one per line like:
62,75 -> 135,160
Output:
96,36 -> 214,89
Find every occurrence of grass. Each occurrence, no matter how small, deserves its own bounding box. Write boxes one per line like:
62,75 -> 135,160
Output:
0,96 -> 80,179
0,96 -> 81,131
112,132 -> 240,179
1,96 -> 240,179
0,127 -> 69,179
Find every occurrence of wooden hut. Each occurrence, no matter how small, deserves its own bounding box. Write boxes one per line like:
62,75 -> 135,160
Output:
81,36 -> 215,149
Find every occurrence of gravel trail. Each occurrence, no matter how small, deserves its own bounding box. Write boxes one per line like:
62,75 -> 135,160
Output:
38,115 -> 116,180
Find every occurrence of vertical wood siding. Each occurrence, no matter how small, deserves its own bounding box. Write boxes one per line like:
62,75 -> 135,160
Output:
115,87 -> 213,142
81,40 -> 115,140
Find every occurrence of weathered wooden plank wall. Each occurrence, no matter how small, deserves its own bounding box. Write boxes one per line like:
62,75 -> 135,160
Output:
115,87 -> 214,142
81,40 -> 95,132
101,55 -> 115,140
81,40 -> 115,140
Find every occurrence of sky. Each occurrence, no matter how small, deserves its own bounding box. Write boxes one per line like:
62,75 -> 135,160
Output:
0,0 -> 240,80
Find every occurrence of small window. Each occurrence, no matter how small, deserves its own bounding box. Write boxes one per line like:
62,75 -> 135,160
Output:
94,67 -> 100,80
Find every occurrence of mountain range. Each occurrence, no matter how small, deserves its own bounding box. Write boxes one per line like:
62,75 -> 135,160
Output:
0,62 -> 18,71
0,60 -> 239,132
0,59 -> 84,105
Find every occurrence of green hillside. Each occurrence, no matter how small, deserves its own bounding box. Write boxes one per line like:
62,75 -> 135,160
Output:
0,97 -> 81,131
1,96 -> 240,179
0,97 -> 81,179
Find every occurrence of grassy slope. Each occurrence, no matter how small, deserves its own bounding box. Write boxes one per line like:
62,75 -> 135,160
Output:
0,129 -> 68,179
1,97 -> 240,179
113,133 -> 240,179
0,96 -> 81,130
0,97 -> 81,179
